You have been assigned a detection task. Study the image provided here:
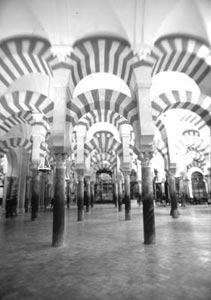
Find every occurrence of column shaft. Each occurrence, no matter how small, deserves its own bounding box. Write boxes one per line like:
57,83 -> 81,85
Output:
77,171 -> 84,221
113,181 -> 118,207
118,180 -> 123,211
169,169 -> 179,218
141,153 -> 156,244
85,177 -> 91,212
52,154 -> 66,247
31,168 -> 39,221
90,182 -> 94,208
25,176 -> 31,212
39,172 -> 46,209
124,171 -> 131,220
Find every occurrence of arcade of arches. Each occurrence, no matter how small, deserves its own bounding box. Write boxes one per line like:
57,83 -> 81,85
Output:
0,0 -> 211,249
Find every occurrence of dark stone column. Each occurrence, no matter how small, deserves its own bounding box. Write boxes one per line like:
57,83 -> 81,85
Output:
141,152 -> 156,244
123,171 -> 131,220
137,180 -> 142,206
85,176 -> 91,212
11,177 -> 18,216
31,166 -> 40,221
52,153 -> 66,247
5,176 -> 13,218
90,181 -> 95,208
25,176 -> 31,213
168,165 -> 179,218
118,179 -> 123,212
77,170 -> 84,221
66,179 -> 70,208
39,172 -> 46,209
113,180 -> 118,207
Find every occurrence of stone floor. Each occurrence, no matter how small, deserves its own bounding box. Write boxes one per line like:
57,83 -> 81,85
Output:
0,203 -> 211,300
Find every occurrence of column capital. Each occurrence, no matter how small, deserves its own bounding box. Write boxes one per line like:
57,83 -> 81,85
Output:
76,169 -> 84,181
169,163 -> 177,175
30,162 -> 39,170
140,151 -> 154,167
122,170 -> 131,177
54,153 -> 67,168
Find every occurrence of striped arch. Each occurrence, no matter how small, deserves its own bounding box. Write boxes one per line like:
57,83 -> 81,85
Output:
91,153 -> 117,172
78,110 -> 129,132
152,90 -> 211,126
0,137 -> 32,157
155,119 -> 169,166
176,133 -> 209,161
84,131 -> 120,157
0,36 -> 54,91
0,91 -> 54,129
179,111 -> 207,131
64,37 -> 138,93
186,160 -> 205,172
150,36 -> 211,94
0,111 -> 50,134
66,89 -> 138,129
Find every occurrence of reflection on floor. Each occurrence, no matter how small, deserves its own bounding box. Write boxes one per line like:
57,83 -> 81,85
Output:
0,203 -> 211,300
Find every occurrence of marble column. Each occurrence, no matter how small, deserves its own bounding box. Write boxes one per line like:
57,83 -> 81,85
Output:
168,165 -> 179,218
85,176 -> 91,212
30,165 -> 40,221
141,152 -> 156,244
207,168 -> 211,203
17,151 -> 28,213
5,176 -> 12,217
90,181 -> 95,208
25,176 -> 31,212
66,179 -> 71,208
123,170 -> 131,220
77,170 -> 84,221
39,172 -> 46,209
52,153 -> 66,247
113,180 -> 118,208
137,180 -> 142,206
118,178 -> 123,212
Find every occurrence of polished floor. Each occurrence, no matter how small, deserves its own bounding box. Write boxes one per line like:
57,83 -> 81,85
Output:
0,202 -> 211,300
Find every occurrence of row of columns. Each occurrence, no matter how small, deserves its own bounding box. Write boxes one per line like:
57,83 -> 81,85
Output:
49,149 -> 156,247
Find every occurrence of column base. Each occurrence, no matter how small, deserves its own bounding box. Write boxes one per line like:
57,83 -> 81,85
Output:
125,212 -> 131,221
171,208 -> 180,218
52,239 -> 64,247
78,209 -> 84,221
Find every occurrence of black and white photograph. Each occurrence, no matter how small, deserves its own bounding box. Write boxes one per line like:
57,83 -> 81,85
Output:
0,0 -> 211,299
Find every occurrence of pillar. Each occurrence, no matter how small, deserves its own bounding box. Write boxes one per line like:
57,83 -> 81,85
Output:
113,180 -> 118,207
85,176 -> 91,212
39,172 -> 46,209
136,158 -> 142,205
123,170 -> 131,220
168,164 -> 179,218
76,170 -> 84,221
30,113 -> 47,220
25,175 -> 31,212
52,153 -> 66,247
90,181 -> 95,208
141,151 -> 156,244
17,151 -> 28,213
66,179 -> 71,208
207,168 -> 211,203
117,174 -> 123,212
30,164 -> 40,221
